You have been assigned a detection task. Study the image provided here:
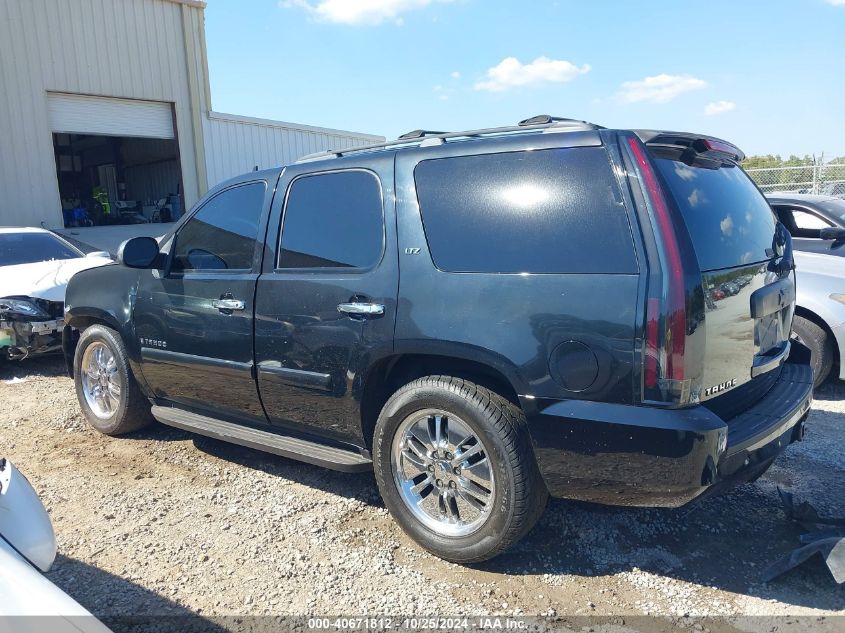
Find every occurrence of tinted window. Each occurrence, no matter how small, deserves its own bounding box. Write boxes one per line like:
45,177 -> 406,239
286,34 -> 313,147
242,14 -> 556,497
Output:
414,147 -> 636,274
173,182 -> 266,272
654,158 -> 777,271
0,232 -> 81,266
279,171 -> 383,269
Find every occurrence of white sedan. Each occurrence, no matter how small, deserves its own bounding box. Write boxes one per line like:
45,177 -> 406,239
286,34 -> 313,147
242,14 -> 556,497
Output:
0,227 -> 111,361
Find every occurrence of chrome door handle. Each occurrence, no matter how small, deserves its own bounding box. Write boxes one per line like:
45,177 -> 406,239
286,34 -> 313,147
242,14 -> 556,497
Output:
337,302 -> 384,317
212,298 -> 245,311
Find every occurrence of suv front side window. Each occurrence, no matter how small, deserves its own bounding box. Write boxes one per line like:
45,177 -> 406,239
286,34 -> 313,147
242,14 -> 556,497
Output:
172,182 -> 267,272
278,170 -> 384,269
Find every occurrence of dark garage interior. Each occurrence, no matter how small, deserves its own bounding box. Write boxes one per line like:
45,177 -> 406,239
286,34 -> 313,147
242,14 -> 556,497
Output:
53,133 -> 184,228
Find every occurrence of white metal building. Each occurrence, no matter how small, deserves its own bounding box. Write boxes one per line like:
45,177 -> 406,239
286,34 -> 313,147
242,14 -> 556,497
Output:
0,0 -> 381,240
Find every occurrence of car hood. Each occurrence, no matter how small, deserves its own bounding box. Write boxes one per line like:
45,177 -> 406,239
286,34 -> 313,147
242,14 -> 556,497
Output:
0,257 -> 112,302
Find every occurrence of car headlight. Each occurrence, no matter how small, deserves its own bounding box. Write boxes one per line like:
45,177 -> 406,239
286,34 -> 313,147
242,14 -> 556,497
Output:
0,298 -> 50,318
831,293 -> 845,305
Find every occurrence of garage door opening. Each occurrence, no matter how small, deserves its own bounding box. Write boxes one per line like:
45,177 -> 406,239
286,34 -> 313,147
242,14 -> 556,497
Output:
54,133 -> 183,228
47,93 -> 184,229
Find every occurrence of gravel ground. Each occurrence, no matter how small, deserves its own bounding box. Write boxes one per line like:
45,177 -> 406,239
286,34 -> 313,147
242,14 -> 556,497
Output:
1,357 -> 843,630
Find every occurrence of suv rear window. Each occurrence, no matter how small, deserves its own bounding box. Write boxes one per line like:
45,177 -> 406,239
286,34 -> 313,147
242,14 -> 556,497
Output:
414,147 -> 637,274
653,156 -> 777,271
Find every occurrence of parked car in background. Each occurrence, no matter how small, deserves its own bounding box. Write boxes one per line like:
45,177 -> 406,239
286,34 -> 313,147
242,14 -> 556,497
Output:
821,181 -> 845,199
792,250 -> 845,387
0,227 -> 111,361
63,117 -> 812,563
0,457 -> 110,630
767,193 -> 845,257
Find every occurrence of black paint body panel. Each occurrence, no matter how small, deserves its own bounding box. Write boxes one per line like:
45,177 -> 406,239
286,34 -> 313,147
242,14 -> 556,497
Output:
61,128 -> 814,510
523,348 -> 812,507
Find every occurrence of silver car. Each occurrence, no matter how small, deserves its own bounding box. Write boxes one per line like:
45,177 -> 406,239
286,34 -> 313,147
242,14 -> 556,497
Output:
793,250 -> 845,387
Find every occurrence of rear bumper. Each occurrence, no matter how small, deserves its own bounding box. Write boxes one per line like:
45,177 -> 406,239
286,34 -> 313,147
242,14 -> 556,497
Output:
524,347 -> 814,507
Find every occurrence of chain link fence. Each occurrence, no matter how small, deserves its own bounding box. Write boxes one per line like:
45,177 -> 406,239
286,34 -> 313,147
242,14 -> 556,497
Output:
745,161 -> 845,196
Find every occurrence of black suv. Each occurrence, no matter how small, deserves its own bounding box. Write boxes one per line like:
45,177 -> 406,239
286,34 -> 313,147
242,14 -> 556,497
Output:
63,116 -> 813,563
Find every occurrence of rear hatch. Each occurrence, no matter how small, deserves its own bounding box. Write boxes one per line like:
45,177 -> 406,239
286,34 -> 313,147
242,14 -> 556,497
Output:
647,135 -> 795,419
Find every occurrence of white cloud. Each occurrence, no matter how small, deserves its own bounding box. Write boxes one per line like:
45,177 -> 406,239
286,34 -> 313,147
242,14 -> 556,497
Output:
704,100 -> 736,116
825,0 -> 845,5
617,73 -> 707,104
280,0 -> 454,25
450,71 -> 461,79
474,56 -> 590,92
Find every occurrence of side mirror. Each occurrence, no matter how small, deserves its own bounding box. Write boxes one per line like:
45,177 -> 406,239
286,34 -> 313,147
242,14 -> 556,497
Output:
117,237 -> 161,269
820,227 -> 845,241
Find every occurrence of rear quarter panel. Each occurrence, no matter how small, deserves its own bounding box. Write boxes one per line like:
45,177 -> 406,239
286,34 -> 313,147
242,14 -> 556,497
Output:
393,135 -> 641,404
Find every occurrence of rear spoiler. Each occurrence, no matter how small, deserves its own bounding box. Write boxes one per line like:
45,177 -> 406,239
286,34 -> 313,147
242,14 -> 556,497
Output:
634,130 -> 745,163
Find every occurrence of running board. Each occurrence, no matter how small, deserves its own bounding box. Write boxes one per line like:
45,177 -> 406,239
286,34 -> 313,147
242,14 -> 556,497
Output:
150,406 -> 372,473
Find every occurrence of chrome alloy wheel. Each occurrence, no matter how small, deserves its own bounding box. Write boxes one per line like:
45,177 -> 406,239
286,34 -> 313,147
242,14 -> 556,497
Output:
391,409 -> 495,537
80,342 -> 122,419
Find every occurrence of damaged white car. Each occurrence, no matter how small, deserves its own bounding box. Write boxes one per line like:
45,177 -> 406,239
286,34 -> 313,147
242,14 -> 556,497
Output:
0,227 -> 111,361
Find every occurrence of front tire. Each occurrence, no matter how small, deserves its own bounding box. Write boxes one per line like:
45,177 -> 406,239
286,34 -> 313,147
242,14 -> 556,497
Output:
792,316 -> 833,388
74,324 -> 153,435
373,376 -> 547,563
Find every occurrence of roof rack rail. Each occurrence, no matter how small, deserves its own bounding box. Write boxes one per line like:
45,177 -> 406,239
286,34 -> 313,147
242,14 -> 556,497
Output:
295,117 -> 605,164
397,129 -> 448,140
518,114 -> 602,128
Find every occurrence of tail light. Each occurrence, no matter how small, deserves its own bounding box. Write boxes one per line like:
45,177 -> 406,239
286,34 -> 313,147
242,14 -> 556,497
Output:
626,137 -> 690,404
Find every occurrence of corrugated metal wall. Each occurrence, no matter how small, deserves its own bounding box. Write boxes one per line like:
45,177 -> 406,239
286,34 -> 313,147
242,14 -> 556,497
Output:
0,0 -> 206,228
0,0 -> 383,228
203,112 -> 384,187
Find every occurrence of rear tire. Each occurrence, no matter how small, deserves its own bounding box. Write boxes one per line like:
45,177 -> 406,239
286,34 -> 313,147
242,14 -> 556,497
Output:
372,376 -> 547,563
74,324 -> 153,435
792,316 -> 833,388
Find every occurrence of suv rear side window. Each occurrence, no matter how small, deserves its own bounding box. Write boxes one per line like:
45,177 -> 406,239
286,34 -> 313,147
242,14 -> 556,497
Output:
172,182 -> 266,272
653,156 -> 777,271
279,170 -> 383,269
414,147 -> 637,274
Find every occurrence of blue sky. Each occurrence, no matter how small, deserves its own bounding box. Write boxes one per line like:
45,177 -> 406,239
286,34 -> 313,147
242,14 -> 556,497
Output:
205,0 -> 845,158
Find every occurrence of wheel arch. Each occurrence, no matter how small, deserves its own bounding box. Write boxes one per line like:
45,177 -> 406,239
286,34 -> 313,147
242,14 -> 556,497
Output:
794,305 -> 840,378
62,309 -> 124,377
359,350 -> 526,451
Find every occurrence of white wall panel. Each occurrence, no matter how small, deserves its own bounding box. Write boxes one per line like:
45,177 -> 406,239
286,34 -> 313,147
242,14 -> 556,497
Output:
0,0 -> 203,228
0,0 -> 381,228
203,112 -> 384,187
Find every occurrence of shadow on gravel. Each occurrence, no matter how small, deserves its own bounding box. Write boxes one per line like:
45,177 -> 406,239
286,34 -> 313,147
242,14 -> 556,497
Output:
47,554 -> 228,632
189,435 -> 382,507
476,492 -> 845,612
0,355 -> 67,381
816,378 -> 845,401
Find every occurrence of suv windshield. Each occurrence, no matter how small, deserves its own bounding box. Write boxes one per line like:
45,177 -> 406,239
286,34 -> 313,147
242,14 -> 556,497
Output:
0,232 -> 82,267
653,156 -> 777,271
